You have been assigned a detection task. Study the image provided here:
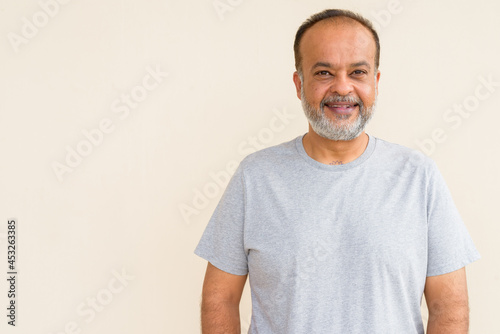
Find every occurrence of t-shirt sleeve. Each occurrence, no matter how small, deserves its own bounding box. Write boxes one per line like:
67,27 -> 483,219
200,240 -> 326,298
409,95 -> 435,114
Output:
194,162 -> 248,276
426,161 -> 480,276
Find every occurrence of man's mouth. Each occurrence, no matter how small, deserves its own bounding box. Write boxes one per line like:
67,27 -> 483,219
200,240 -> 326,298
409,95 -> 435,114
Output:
324,102 -> 359,115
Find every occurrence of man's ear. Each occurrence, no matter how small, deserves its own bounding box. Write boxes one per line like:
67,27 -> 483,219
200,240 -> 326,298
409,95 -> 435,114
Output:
375,70 -> 381,96
293,71 -> 302,100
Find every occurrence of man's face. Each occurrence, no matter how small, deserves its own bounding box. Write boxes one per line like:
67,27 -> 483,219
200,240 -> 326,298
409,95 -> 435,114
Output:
293,19 -> 380,141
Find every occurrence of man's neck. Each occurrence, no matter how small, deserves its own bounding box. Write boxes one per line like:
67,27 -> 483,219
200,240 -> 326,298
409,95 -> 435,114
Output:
302,127 -> 369,165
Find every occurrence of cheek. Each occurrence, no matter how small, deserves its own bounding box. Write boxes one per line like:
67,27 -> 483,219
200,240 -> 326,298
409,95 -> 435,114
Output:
307,83 -> 329,101
357,84 -> 377,104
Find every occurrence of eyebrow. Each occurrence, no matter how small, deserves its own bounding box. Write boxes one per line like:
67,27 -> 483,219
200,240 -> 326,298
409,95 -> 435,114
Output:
351,61 -> 371,69
312,61 -> 371,70
312,62 -> 333,69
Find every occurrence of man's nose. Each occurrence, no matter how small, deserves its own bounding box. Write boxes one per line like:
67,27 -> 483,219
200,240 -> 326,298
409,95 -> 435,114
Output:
329,74 -> 353,96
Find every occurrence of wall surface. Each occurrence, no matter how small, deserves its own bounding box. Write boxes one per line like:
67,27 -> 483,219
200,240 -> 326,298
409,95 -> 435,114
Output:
0,0 -> 498,333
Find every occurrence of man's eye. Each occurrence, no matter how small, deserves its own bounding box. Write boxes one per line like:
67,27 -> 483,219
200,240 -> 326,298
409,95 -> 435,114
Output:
316,71 -> 331,76
352,70 -> 366,75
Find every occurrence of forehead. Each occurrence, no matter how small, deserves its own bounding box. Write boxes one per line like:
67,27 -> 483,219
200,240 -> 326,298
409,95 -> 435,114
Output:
300,19 -> 376,68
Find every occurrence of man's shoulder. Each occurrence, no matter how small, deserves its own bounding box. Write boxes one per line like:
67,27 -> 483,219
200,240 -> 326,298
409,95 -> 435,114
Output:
373,135 -> 436,171
375,136 -> 426,155
239,135 -> 300,171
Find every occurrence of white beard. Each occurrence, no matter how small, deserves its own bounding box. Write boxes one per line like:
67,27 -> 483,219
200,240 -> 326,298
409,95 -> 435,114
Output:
301,84 -> 377,141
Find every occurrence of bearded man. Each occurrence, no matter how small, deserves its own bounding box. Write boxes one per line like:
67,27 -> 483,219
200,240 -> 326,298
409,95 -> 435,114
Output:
195,9 -> 480,334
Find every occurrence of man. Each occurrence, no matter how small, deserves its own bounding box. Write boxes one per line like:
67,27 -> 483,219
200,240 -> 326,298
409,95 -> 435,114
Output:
195,9 -> 480,334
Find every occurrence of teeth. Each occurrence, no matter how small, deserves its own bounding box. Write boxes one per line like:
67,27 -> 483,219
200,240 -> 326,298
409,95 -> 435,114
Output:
331,104 -> 352,108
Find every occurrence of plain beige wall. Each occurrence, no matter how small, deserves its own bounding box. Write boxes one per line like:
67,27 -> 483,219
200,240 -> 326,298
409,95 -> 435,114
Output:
0,0 -> 498,333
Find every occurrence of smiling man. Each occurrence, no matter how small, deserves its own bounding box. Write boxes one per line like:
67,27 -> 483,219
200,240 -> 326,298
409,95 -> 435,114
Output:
195,9 -> 480,334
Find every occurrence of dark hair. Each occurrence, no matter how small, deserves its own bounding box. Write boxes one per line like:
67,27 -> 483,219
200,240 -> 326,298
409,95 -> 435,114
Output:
294,9 -> 380,74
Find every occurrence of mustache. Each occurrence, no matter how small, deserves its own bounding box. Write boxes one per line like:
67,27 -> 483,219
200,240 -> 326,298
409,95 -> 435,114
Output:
321,94 -> 362,106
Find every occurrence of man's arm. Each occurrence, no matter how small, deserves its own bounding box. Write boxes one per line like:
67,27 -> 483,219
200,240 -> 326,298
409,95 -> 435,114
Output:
201,262 -> 248,334
424,267 -> 470,334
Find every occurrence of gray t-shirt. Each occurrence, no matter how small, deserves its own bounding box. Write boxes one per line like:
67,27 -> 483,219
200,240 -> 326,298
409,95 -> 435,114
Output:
195,134 -> 480,334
